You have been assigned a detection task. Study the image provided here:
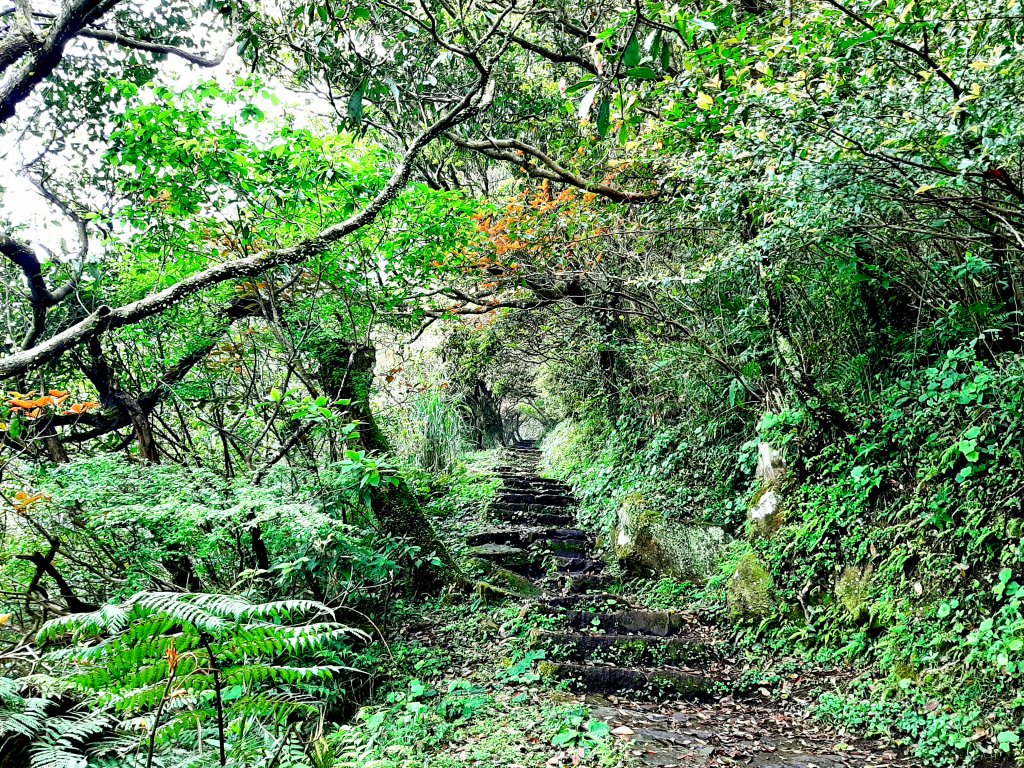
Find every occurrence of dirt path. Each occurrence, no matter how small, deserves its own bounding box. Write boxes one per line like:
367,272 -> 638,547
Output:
466,444 -> 916,767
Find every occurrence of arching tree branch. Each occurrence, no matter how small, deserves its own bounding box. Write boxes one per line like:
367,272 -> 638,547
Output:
0,74 -> 496,380
446,134 -> 661,203
77,26 -> 229,67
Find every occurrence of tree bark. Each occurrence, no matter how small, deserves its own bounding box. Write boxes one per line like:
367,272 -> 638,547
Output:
316,338 -> 461,587
464,379 -> 505,449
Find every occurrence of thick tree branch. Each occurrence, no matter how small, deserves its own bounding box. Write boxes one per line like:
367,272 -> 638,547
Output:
507,32 -> 597,74
0,0 -> 118,124
0,75 -> 495,380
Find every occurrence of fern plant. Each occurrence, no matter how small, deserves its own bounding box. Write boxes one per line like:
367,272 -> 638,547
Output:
21,592 -> 368,767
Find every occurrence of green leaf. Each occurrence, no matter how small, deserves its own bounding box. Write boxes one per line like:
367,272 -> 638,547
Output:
625,67 -> 659,80
597,98 -> 611,137
551,729 -> 577,746
348,82 -> 364,125
623,33 -> 641,67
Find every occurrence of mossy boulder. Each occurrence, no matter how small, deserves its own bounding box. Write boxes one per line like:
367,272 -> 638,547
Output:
727,553 -> 775,620
611,493 -> 730,584
835,564 -> 873,622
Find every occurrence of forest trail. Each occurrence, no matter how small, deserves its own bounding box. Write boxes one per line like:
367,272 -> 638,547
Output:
466,444 -> 916,768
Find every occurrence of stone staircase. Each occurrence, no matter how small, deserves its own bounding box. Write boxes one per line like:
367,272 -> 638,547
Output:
465,443 -> 914,768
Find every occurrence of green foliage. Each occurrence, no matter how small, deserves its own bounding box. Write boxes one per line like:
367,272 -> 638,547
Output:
547,706 -> 611,750
3,592 -> 362,767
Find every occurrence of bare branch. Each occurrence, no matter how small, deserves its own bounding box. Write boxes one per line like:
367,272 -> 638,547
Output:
77,26 -> 230,67
447,134 -> 661,203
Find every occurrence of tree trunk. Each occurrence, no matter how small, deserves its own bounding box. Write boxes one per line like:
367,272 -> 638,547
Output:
464,379 -> 505,449
316,338 -> 461,588
759,259 -> 852,435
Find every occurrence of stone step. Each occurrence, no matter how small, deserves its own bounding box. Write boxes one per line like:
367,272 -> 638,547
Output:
497,492 -> 574,507
467,544 -> 532,573
499,477 -> 570,489
490,508 -> 575,527
541,661 -> 716,698
499,489 -> 570,497
590,705 -> 858,768
535,536 -> 589,552
533,539 -> 590,557
530,630 -> 716,666
560,573 -> 613,594
491,507 -> 574,520
550,555 -> 605,574
466,527 -> 587,549
566,609 -> 693,636
534,593 -> 633,611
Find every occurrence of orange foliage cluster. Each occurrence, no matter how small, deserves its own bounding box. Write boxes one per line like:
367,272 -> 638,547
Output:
12,490 -> 50,514
146,189 -> 172,208
471,180 -> 605,271
3,391 -> 99,424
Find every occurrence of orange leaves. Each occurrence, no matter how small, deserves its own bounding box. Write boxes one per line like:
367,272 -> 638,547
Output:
3,390 -> 99,422
65,402 -> 100,416
469,181 -> 607,281
166,641 -> 180,673
146,189 -> 172,207
12,490 -> 50,514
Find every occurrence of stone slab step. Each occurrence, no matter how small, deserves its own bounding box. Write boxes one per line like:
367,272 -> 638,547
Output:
467,543 -> 531,568
530,630 -> 716,665
490,508 -> 575,527
566,609 -> 693,636
500,479 -> 570,491
535,593 -> 633,610
560,574 -> 613,593
541,661 -> 716,698
498,493 -> 574,507
466,527 -> 587,549
550,555 -> 605,574
532,538 -> 590,556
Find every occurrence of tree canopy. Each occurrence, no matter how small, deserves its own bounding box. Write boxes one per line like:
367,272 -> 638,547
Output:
2,0 -> 1024,765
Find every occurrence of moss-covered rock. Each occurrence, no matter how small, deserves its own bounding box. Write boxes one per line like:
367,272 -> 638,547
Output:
727,553 -> 775,620
611,493 -> 730,583
835,564 -> 873,622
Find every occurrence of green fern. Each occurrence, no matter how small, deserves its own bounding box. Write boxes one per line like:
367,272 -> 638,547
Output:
21,591 -> 367,766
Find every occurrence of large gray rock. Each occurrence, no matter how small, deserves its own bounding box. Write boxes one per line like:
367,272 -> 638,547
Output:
611,493 -> 730,583
755,441 -> 787,486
